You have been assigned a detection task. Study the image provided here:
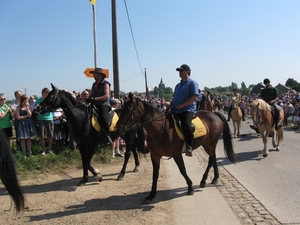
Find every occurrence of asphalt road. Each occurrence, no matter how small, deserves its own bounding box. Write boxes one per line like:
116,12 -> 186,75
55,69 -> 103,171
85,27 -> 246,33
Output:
217,116 -> 300,224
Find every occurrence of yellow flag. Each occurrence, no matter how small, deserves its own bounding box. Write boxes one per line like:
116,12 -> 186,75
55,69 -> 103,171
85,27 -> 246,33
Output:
89,0 -> 96,5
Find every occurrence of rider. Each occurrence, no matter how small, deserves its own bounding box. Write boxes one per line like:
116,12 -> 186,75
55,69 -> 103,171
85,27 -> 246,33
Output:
86,68 -> 113,145
171,64 -> 199,157
227,88 -> 246,122
250,78 -> 282,131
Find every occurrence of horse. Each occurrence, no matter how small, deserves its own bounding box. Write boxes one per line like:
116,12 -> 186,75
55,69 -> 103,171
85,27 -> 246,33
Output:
115,93 -> 237,202
230,97 -> 242,138
0,128 -> 25,212
213,99 -> 223,112
250,99 -> 284,157
206,94 -> 214,112
197,94 -> 207,110
37,84 -> 147,186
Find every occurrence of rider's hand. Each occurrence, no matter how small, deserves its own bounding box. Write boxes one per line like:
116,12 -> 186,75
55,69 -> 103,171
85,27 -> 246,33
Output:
85,97 -> 95,104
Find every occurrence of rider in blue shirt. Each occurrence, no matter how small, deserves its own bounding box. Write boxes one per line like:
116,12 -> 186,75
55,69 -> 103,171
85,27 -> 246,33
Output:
171,64 -> 199,157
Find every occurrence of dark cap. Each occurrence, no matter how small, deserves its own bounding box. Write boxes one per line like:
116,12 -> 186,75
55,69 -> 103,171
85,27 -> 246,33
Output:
89,68 -> 106,77
176,64 -> 191,71
263,78 -> 270,84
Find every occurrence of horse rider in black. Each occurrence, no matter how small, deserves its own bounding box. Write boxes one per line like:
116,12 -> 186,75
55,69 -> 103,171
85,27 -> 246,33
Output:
86,68 -> 113,145
227,88 -> 246,122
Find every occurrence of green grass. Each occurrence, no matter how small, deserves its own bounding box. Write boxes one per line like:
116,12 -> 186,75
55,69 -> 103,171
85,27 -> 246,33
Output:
11,138 -> 112,179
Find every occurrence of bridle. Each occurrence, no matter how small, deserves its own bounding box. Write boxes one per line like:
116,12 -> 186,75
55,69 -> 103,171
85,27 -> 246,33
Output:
252,105 -> 269,127
116,98 -> 169,138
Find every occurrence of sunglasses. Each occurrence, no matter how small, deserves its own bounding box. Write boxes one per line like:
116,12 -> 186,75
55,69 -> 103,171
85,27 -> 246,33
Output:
0,98 -> 6,100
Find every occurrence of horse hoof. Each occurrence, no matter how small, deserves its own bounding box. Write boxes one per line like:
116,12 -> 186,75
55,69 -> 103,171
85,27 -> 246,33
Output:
117,174 -> 124,181
95,174 -> 102,182
211,179 -> 218,185
77,181 -> 86,187
133,166 -> 139,172
263,153 -> 268,157
143,198 -> 152,205
200,182 -> 206,188
276,147 -> 280,151
187,188 -> 194,195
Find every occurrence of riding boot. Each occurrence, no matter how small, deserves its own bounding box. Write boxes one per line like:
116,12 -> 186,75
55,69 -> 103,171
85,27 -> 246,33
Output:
185,145 -> 193,157
241,107 -> 246,121
227,108 -> 232,122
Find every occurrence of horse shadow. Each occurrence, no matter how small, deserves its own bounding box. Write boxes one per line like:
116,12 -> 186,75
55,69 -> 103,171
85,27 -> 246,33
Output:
26,186 -> 203,222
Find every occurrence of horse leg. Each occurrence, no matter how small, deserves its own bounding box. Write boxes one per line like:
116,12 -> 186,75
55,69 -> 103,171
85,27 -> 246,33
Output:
77,146 -> 89,186
262,133 -> 269,157
117,147 -> 132,181
88,164 -> 102,182
144,153 -> 161,203
173,154 -> 194,195
132,148 -> 140,172
211,155 -> 219,185
200,154 -> 214,188
233,122 -> 237,138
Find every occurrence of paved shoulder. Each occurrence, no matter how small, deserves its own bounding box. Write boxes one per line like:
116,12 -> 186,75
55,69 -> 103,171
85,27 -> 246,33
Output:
160,150 -> 241,225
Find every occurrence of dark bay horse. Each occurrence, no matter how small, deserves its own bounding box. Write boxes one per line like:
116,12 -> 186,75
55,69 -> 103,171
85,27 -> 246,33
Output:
37,84 -> 147,186
250,99 -> 284,157
0,128 -> 25,212
115,93 -> 237,202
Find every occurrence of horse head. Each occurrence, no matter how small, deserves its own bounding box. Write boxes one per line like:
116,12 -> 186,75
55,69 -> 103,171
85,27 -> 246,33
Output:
115,92 -> 141,135
36,83 -> 60,114
231,97 -> 238,109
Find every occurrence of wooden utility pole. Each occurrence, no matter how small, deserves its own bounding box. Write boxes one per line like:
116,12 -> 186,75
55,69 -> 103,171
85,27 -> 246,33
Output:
111,0 -> 120,99
92,4 -> 97,68
144,68 -> 149,99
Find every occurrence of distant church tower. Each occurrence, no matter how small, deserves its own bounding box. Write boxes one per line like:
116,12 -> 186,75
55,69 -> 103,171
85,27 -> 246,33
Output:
158,78 -> 165,90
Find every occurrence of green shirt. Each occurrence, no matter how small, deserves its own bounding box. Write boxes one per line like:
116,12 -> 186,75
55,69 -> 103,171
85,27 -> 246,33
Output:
0,104 -> 12,128
260,86 -> 278,103
36,98 -> 53,121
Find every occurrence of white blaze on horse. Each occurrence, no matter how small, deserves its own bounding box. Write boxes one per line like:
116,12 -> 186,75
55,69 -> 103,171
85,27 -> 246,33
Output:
250,99 -> 284,157
230,97 -> 242,138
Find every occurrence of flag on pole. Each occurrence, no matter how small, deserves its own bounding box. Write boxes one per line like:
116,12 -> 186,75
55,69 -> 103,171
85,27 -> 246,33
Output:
89,0 -> 96,5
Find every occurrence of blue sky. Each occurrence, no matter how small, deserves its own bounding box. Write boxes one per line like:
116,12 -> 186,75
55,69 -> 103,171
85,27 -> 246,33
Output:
1,0 -> 299,99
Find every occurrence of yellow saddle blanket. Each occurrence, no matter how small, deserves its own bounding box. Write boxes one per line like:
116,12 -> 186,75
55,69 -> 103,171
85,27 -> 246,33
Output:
91,112 -> 119,132
172,114 -> 207,140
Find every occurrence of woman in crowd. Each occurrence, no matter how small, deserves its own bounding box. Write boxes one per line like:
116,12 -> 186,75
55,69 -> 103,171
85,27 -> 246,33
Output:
0,94 -> 13,146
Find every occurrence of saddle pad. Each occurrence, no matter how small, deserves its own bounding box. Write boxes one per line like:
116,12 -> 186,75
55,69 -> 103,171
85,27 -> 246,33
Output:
91,113 -> 119,132
172,114 -> 207,140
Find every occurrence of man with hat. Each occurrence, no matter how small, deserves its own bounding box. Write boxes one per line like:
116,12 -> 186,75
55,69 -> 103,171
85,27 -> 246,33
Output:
170,64 -> 199,157
86,68 -> 112,145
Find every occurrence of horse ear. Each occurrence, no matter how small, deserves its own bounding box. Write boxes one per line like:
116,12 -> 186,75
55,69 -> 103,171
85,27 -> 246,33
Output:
51,83 -> 58,91
128,92 -> 135,101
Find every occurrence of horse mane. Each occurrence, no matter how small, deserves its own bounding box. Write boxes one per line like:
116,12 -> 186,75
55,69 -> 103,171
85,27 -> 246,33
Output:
253,99 -> 271,111
137,98 -> 156,118
60,90 -> 81,106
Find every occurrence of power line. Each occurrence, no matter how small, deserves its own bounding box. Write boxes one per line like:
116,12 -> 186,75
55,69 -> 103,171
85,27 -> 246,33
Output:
123,0 -> 144,76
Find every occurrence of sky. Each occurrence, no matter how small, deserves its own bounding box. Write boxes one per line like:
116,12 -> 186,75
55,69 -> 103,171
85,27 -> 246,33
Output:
1,0 -> 299,99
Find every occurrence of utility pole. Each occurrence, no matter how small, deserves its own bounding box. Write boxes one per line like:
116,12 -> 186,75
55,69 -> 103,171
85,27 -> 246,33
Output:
111,0 -> 120,99
144,68 -> 149,100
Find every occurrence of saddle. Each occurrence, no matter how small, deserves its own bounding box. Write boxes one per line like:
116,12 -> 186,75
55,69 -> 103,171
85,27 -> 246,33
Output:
172,114 -> 207,140
89,105 -> 119,132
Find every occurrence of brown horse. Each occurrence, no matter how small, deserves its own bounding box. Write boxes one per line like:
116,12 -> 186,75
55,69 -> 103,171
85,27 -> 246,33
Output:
250,99 -> 284,157
213,99 -> 223,111
206,93 -> 214,112
115,93 -> 237,203
230,97 -> 242,138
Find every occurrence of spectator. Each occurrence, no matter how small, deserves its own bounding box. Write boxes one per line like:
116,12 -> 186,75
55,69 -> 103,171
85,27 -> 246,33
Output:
36,88 -> 54,155
294,104 -> 300,127
0,94 -> 13,146
10,90 -> 22,150
283,100 -> 295,125
16,94 -> 37,156
110,98 -> 123,157
80,89 -> 90,103
52,107 -> 66,152
29,95 -> 36,110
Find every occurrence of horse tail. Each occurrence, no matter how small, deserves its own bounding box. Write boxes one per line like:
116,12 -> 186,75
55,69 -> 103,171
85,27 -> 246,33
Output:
0,129 -> 25,212
214,112 -> 238,164
134,125 -> 149,154
277,128 -> 284,142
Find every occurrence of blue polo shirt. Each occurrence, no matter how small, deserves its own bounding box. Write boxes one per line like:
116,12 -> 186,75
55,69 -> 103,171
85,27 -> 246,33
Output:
172,78 -> 199,114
